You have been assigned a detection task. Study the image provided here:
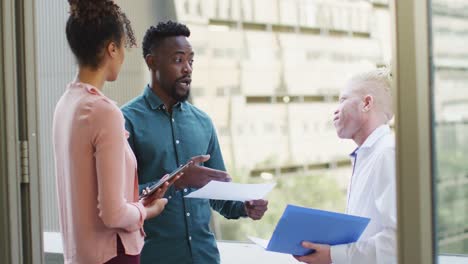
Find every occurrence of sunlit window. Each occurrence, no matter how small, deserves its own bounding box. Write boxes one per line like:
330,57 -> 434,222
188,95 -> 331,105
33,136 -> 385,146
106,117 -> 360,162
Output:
35,0 -> 392,247
431,0 -> 468,255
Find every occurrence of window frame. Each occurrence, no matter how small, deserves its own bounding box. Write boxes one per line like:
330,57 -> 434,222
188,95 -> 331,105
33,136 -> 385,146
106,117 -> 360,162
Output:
3,0 -> 456,263
1,0 -> 43,263
391,0 -> 436,263
0,0 -> 24,262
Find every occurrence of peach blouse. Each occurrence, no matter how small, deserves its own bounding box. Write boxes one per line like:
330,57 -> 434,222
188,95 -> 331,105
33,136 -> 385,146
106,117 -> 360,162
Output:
53,82 -> 146,264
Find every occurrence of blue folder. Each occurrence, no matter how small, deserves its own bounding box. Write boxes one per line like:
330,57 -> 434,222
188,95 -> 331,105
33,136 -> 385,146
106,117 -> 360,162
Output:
266,204 -> 370,256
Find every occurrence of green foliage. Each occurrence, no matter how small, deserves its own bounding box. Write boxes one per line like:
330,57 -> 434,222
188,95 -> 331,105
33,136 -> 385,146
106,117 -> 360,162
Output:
435,124 -> 468,254
212,170 -> 346,241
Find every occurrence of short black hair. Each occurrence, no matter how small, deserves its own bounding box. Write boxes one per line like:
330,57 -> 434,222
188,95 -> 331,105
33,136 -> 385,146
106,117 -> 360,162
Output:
66,0 -> 136,69
142,20 -> 190,58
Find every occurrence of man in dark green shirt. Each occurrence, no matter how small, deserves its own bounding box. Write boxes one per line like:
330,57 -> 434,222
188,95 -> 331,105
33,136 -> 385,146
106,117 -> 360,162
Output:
122,21 -> 269,264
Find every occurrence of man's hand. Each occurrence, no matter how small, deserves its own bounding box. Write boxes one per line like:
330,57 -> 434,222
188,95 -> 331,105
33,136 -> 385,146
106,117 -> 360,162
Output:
244,199 -> 268,220
293,242 -> 332,264
174,154 -> 231,189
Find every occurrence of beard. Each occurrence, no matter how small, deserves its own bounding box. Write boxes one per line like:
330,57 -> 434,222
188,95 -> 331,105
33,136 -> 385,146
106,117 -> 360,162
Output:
156,70 -> 191,102
167,75 -> 191,102
170,83 -> 190,102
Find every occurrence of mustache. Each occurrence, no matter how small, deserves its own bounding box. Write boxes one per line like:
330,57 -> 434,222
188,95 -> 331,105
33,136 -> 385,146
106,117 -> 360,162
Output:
175,75 -> 191,82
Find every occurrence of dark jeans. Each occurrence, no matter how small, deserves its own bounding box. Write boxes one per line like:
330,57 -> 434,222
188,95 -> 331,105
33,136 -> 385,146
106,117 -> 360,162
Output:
104,235 -> 140,264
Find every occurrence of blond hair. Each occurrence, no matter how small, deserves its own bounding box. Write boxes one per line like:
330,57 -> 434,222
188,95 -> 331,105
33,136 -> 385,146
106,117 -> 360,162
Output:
349,68 -> 393,122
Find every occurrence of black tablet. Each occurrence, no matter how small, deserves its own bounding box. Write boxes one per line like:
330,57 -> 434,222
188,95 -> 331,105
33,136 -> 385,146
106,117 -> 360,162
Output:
139,161 -> 193,199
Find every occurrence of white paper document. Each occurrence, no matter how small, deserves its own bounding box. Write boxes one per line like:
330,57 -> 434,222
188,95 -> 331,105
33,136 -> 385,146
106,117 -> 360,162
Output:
247,236 -> 269,249
184,181 -> 276,201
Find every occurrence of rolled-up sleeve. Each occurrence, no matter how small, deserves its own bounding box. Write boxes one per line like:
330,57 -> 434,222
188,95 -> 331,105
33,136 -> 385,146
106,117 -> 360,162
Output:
91,99 -> 144,232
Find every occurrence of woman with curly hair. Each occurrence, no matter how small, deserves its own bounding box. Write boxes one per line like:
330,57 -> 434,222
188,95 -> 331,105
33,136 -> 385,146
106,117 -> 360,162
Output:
53,1 -> 173,263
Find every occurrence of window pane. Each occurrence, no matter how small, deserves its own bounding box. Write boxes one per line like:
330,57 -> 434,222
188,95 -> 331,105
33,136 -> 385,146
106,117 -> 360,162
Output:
179,0 -> 391,242
431,0 -> 468,256
35,0 -> 392,262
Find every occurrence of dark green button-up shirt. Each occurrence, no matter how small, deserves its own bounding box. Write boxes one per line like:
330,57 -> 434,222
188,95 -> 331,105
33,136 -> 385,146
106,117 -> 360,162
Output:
121,86 -> 246,264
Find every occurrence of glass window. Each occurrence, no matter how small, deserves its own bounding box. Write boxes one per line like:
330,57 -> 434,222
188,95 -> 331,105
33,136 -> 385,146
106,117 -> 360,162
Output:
34,0 -> 393,262
431,0 -> 468,256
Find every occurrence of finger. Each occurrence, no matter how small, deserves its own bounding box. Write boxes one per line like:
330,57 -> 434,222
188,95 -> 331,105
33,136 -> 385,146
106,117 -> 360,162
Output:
148,198 -> 168,216
207,173 -> 231,182
157,198 -> 168,207
245,204 -> 268,213
250,207 -> 268,215
190,154 -> 211,164
253,211 -> 266,219
247,213 -> 259,220
193,168 -> 230,182
301,241 -> 320,250
169,172 -> 184,183
161,181 -> 170,190
141,195 -> 156,206
247,210 -> 264,220
208,175 -> 232,182
295,255 -> 315,263
155,185 -> 165,195
149,197 -> 168,209
199,166 -> 229,178
251,214 -> 262,220
167,174 -> 182,185
148,182 -> 169,200
245,202 -> 266,211
140,197 -> 147,206
146,191 -> 161,202
160,174 -> 170,181
157,182 -> 170,195
254,204 -> 268,211
293,255 -> 307,262
255,203 -> 269,209
247,199 -> 268,206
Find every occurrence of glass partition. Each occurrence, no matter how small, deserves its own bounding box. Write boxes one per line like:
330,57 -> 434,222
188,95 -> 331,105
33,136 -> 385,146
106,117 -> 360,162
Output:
430,0 -> 468,256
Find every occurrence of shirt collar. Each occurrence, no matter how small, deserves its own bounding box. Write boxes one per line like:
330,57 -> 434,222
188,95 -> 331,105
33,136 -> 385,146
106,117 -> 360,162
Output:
360,124 -> 391,149
349,124 -> 391,156
349,147 -> 359,158
143,85 -> 185,111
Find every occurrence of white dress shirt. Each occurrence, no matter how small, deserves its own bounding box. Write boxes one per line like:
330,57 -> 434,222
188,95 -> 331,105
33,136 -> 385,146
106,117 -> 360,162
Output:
330,125 -> 397,264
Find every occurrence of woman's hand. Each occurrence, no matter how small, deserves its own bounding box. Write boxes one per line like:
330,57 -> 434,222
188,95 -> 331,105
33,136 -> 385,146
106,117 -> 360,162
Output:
140,174 -> 182,219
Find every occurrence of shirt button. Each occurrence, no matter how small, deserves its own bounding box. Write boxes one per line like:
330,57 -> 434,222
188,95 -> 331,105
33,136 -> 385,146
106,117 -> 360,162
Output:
168,196 -> 172,199
176,140 -> 180,144
184,188 -> 188,193
186,212 -> 190,217
189,236 -> 192,241
172,118 -> 175,122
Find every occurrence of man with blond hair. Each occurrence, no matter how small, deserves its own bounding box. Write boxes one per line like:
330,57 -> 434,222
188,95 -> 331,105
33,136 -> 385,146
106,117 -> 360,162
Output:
294,68 -> 397,264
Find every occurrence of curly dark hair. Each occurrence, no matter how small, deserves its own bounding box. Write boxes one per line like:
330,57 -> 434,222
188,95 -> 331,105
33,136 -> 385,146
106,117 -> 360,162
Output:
66,0 -> 136,68
142,20 -> 191,58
